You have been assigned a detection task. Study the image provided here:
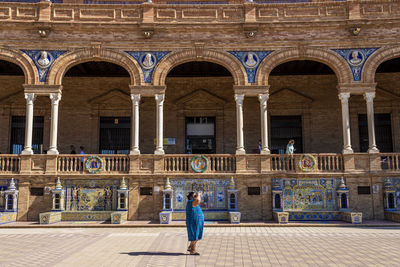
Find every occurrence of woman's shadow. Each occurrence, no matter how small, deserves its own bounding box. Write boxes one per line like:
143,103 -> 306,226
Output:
121,252 -> 186,256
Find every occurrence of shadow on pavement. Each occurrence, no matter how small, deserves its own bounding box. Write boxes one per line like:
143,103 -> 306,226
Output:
121,252 -> 186,256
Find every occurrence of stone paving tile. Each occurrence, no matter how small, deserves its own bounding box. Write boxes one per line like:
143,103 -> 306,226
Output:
0,227 -> 400,266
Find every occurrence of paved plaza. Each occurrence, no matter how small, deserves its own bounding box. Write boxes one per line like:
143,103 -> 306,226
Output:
0,226 -> 400,266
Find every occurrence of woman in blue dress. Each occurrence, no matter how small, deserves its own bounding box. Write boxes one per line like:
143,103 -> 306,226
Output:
186,191 -> 204,255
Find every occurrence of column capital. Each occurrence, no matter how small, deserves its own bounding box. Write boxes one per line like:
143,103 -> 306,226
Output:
338,92 -> 350,103
49,93 -> 61,105
234,94 -> 245,105
155,94 -> 165,104
364,92 -> 376,103
258,93 -> 269,104
24,93 -> 36,104
130,94 -> 141,103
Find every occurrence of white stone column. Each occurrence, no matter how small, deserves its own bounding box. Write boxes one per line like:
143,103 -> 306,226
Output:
47,93 -> 61,155
258,93 -> 270,154
155,94 -> 165,155
364,92 -> 379,153
234,94 -> 245,154
338,92 -> 353,154
130,94 -> 141,155
22,93 -> 36,155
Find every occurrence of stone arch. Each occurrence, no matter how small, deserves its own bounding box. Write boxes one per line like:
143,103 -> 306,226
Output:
256,47 -> 353,86
152,49 -> 247,86
0,47 -> 38,84
47,48 -> 143,86
362,46 -> 400,84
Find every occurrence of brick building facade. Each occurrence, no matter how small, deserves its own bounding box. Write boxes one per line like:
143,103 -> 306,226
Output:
0,0 -> 400,224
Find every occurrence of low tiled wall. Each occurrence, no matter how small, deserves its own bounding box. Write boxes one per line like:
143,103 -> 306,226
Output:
273,211 -> 363,224
0,212 -> 17,224
39,212 -> 62,224
288,211 -> 341,221
61,211 -> 113,221
384,211 -> 400,223
172,211 -> 229,221
341,212 -> 363,224
111,211 -> 127,224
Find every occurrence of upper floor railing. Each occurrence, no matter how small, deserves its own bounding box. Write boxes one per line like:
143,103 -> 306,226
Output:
57,154 -> 129,173
0,155 -> 20,174
1,152 -> 400,175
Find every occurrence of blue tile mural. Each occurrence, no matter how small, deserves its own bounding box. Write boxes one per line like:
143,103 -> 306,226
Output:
21,50 -> 67,82
273,178 -> 341,211
170,178 -> 230,211
125,51 -> 170,83
228,51 -> 272,83
332,48 -> 379,81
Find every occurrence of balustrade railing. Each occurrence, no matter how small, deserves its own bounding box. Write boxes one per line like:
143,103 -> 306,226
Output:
164,154 -> 236,173
380,154 -> 400,171
270,154 -> 296,171
271,153 -> 343,172
0,155 -> 20,173
4,152 -> 400,175
317,154 -> 343,172
57,155 -> 129,173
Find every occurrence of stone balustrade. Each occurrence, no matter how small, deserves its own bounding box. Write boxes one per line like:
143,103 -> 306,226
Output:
1,153 -> 399,175
164,154 -> 236,173
57,154 -> 129,173
380,153 -> 400,171
0,155 -> 20,174
0,0 -> 399,25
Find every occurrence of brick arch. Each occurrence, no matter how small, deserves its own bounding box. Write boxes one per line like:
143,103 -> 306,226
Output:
47,48 -> 143,86
0,47 -> 38,84
362,46 -> 400,83
256,48 -> 353,86
152,49 -> 247,86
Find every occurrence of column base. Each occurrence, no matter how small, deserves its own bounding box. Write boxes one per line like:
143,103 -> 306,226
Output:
235,148 -> 246,155
368,147 -> 380,153
21,148 -> 34,155
260,148 -> 270,155
154,148 -> 165,155
342,147 -> 354,154
129,149 -> 140,155
47,148 -> 59,155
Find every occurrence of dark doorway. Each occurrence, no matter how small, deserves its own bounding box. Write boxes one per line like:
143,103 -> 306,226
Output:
99,117 -> 130,154
185,117 -> 216,154
358,114 -> 393,152
270,116 -> 303,154
10,116 -> 44,154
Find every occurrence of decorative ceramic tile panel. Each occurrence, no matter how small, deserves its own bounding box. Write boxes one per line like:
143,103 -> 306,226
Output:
125,51 -> 170,83
332,48 -> 378,81
170,178 -> 230,211
228,51 -> 272,83
273,178 -> 340,211
21,50 -> 67,82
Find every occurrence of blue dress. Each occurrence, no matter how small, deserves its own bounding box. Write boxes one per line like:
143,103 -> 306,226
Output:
186,199 -> 204,241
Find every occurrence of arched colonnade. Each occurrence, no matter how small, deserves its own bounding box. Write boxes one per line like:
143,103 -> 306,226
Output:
2,45 -> 398,155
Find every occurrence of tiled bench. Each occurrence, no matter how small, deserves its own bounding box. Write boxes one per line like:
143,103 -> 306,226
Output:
39,211 -> 128,224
